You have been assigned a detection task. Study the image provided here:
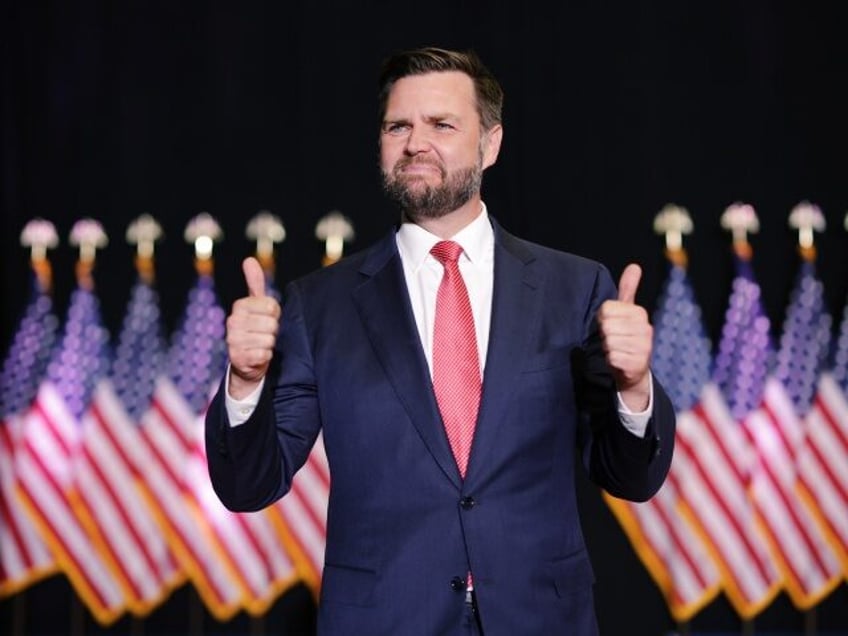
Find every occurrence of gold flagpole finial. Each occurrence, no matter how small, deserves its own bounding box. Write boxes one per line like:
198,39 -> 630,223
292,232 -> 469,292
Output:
20,217 -> 59,293
720,202 -> 759,261
246,210 -> 286,275
184,212 -> 223,276
70,218 -> 108,289
126,213 -> 163,283
788,201 -> 824,263
653,203 -> 693,267
315,210 -> 355,267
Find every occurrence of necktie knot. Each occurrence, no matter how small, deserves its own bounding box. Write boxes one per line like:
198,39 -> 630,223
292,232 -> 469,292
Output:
430,240 -> 464,265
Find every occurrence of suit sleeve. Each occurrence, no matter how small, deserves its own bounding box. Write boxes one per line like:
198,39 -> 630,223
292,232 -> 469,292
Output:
205,280 -> 322,512
574,264 -> 676,502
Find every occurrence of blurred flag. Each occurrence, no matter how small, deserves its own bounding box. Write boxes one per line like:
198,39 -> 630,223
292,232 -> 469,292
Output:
603,206 -> 720,621
267,428 -> 329,597
672,205 -> 783,618
776,204 -> 848,577
799,291 -> 848,570
137,213 -> 296,619
0,231 -> 59,595
15,219 -> 128,624
72,217 -> 183,615
246,210 -> 330,596
714,205 -> 841,609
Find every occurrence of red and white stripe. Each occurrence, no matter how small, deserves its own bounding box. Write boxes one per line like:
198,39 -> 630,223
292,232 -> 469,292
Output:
141,375 -> 299,616
268,434 -> 329,593
15,382 -> 126,624
136,376 -> 244,620
743,377 -> 843,607
184,436 -> 297,614
797,372 -> 848,569
674,382 -> 782,618
73,380 -> 181,614
0,413 -> 55,594
604,470 -> 721,621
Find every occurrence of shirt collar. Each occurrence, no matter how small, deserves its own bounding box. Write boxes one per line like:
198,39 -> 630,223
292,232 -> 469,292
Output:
396,202 -> 494,270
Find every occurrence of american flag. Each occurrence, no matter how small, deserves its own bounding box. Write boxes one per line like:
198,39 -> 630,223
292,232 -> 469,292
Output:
73,271 -> 183,615
604,260 -> 721,621
673,253 -> 783,618
779,258 -> 848,576
139,268 -> 296,619
260,267 -> 329,597
0,270 -> 58,594
266,433 -> 329,597
15,269 -> 128,624
719,255 -> 842,608
798,291 -> 848,571
174,268 -> 298,615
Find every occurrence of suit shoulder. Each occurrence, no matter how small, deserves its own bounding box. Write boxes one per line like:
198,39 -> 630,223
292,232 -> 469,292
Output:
504,232 -> 610,278
283,236 -> 391,299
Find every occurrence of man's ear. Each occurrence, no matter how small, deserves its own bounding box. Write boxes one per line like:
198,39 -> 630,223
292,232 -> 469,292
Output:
482,124 -> 503,169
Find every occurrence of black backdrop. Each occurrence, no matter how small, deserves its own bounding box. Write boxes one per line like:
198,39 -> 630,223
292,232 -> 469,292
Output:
2,2 -> 848,634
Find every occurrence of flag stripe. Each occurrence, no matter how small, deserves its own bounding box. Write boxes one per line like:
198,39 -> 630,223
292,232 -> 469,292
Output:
139,400 -> 243,614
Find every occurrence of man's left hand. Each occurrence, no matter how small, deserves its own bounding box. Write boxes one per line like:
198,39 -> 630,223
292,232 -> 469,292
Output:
597,263 -> 653,411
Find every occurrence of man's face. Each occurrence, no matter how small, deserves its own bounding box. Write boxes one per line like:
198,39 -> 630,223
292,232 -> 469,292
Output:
380,71 -> 500,220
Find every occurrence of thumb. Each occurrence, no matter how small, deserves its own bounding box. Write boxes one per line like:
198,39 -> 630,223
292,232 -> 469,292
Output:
242,257 -> 267,297
617,263 -> 642,304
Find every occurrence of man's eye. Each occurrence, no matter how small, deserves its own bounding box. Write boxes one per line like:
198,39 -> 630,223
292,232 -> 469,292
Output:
384,123 -> 408,135
434,122 -> 454,130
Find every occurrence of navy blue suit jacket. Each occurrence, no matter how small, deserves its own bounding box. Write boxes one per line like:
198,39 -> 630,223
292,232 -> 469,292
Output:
206,218 -> 675,635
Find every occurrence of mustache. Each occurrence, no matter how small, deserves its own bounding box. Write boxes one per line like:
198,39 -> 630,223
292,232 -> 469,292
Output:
393,156 -> 446,177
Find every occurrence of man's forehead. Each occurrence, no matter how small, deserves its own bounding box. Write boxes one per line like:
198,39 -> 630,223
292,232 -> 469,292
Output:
386,71 -> 476,114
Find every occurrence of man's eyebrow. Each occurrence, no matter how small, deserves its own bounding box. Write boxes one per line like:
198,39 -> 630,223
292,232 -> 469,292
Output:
423,113 -> 457,122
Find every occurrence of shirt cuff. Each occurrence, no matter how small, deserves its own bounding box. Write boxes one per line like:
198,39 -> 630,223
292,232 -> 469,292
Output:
616,373 -> 654,438
224,366 -> 265,427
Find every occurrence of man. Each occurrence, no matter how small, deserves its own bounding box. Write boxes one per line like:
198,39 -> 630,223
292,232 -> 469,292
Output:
206,46 -> 675,635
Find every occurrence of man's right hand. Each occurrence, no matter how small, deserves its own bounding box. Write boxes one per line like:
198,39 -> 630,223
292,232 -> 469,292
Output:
226,256 -> 281,399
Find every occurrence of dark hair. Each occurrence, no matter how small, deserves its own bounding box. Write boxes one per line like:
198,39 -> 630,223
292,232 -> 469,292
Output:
377,46 -> 503,131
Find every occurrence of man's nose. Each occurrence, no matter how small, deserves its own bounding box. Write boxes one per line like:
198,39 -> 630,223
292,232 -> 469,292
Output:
405,125 -> 431,154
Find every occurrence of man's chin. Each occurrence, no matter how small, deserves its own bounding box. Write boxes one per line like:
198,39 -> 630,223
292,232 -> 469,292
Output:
398,174 -> 440,190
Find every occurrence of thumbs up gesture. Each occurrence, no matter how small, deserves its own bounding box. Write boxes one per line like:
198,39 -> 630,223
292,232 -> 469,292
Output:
226,257 -> 282,399
597,263 -> 653,411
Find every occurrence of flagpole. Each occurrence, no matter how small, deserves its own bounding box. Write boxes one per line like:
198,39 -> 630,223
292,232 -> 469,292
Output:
71,595 -> 86,636
804,606 -> 817,636
788,202 -> 824,636
189,586 -> 205,636
251,614 -> 266,635
11,592 -> 25,636
130,616 -> 145,636
722,207 -> 758,636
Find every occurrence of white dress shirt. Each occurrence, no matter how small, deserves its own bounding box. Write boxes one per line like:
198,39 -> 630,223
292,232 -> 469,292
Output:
226,203 -> 651,435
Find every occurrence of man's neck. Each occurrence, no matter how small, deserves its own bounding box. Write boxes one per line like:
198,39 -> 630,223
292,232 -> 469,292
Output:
404,198 -> 484,239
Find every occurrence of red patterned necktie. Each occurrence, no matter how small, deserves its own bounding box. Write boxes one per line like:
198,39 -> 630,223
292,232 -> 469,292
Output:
430,240 -> 481,479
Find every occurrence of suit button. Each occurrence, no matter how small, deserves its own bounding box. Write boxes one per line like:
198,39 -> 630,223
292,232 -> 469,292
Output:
450,576 -> 465,591
460,496 -> 475,510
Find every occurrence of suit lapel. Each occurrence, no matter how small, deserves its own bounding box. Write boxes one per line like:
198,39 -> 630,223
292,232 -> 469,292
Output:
465,225 -> 540,490
352,231 -> 463,488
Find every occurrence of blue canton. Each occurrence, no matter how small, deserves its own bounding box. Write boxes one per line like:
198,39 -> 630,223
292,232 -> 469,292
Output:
0,275 -> 60,417
166,274 -> 227,414
111,278 -> 167,421
773,260 -> 832,416
650,262 -> 712,412
712,256 -> 773,421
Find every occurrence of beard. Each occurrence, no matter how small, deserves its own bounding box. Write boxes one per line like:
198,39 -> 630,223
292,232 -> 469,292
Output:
381,155 -> 483,221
